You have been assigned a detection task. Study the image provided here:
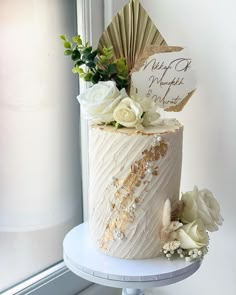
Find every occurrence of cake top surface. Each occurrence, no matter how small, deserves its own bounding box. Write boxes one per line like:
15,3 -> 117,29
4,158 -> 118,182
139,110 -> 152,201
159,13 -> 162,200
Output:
91,119 -> 183,136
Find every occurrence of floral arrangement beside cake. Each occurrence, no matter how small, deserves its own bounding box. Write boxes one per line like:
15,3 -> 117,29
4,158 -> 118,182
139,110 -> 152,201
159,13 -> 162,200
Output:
61,0 -> 223,261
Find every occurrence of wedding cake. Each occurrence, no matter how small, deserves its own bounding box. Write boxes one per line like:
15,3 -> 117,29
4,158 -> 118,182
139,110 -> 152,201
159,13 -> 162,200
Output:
61,0 -> 223,261
89,122 -> 183,259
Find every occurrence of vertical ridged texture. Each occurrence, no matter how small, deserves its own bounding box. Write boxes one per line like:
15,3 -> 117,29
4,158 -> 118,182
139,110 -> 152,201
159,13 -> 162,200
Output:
89,124 -> 183,259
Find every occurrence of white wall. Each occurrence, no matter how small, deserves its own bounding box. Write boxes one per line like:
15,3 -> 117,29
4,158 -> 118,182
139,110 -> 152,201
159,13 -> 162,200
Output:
139,0 -> 235,294
104,1 -> 235,294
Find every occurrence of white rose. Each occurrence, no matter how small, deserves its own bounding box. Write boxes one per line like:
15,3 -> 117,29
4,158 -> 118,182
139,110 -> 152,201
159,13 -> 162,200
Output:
197,189 -> 223,231
180,187 -> 199,224
181,186 -> 223,232
113,97 -> 143,128
172,220 -> 209,249
130,92 -> 156,112
77,81 -> 124,123
142,111 -> 160,127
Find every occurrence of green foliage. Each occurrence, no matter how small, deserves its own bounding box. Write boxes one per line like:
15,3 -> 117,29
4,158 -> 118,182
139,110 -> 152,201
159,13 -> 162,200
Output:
64,49 -> 72,56
60,35 -> 129,90
108,121 -> 124,129
72,35 -> 82,45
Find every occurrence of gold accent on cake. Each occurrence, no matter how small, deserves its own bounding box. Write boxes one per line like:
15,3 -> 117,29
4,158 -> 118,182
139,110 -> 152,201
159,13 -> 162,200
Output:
165,90 -> 196,112
91,119 -> 182,136
100,138 -> 168,251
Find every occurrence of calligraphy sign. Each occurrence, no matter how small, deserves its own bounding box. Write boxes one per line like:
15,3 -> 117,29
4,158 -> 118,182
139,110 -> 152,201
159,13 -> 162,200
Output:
131,46 -> 196,111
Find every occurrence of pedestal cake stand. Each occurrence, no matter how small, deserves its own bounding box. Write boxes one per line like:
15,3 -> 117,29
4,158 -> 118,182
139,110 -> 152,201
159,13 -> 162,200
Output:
63,223 -> 202,295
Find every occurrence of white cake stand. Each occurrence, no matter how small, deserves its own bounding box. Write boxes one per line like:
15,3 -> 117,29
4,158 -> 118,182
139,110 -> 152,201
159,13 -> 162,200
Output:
63,223 -> 202,295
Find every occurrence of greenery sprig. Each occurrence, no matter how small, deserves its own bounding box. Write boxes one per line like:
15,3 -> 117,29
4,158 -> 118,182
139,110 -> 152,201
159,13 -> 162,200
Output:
60,35 -> 129,90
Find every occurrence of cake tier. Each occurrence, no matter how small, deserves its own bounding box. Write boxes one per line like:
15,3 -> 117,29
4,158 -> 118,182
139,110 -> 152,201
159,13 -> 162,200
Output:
88,120 -> 183,259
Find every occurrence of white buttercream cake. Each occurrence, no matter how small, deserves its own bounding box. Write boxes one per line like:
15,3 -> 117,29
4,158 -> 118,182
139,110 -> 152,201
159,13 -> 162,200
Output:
62,0 -> 223,263
88,119 -> 183,259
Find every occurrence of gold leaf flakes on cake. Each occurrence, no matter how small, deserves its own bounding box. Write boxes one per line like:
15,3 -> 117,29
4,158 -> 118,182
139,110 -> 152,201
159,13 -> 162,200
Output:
100,226 -> 114,250
135,180 -> 142,187
100,138 -> 169,251
135,197 -> 141,203
116,212 -> 134,229
123,173 -> 141,191
158,142 -> 168,157
119,197 -> 132,209
152,167 -> 159,176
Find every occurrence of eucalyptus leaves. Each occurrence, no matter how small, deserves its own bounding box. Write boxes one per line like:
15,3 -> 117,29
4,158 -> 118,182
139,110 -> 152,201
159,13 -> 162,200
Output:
60,35 -> 129,90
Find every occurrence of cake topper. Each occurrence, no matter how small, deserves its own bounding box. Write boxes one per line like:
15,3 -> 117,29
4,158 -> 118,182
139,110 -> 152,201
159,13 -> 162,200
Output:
98,0 -> 166,72
98,0 -> 196,112
61,0 -> 196,128
131,46 -> 196,111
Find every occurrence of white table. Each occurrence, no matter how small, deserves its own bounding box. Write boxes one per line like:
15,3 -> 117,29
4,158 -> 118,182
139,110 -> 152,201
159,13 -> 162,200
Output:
63,223 -> 202,295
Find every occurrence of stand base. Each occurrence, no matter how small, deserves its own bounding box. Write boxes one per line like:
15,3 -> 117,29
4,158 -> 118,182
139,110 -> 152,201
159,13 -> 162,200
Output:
64,223 -> 202,291
122,288 -> 144,295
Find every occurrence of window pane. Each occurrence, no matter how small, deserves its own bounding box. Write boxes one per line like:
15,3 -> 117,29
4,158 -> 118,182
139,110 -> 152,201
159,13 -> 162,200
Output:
0,0 -> 82,291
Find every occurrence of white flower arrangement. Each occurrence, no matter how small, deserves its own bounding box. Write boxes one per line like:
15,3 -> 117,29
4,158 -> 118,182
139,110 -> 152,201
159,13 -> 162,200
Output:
61,35 -> 160,129
113,97 -> 143,129
77,81 -> 124,123
181,186 -> 223,231
161,186 -> 223,261
77,81 -> 160,129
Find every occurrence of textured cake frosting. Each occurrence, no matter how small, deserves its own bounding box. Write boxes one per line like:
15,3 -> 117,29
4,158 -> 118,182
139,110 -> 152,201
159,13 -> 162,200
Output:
88,119 -> 183,259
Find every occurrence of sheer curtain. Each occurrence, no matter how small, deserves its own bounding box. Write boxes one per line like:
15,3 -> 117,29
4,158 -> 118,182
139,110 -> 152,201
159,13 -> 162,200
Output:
0,0 -> 82,291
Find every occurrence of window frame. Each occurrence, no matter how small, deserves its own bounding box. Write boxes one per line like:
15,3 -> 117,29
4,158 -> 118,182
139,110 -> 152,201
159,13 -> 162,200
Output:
2,1 -> 103,294
2,263 -> 90,295
79,0 -> 104,221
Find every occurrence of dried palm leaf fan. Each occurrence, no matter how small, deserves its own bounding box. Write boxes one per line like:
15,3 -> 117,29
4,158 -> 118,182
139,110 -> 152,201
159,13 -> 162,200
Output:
98,0 -> 167,73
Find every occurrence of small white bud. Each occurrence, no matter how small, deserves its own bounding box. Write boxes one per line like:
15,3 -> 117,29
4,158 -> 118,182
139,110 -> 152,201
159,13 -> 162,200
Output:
198,250 -> 202,256
148,168 -> 153,173
177,248 -> 183,254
